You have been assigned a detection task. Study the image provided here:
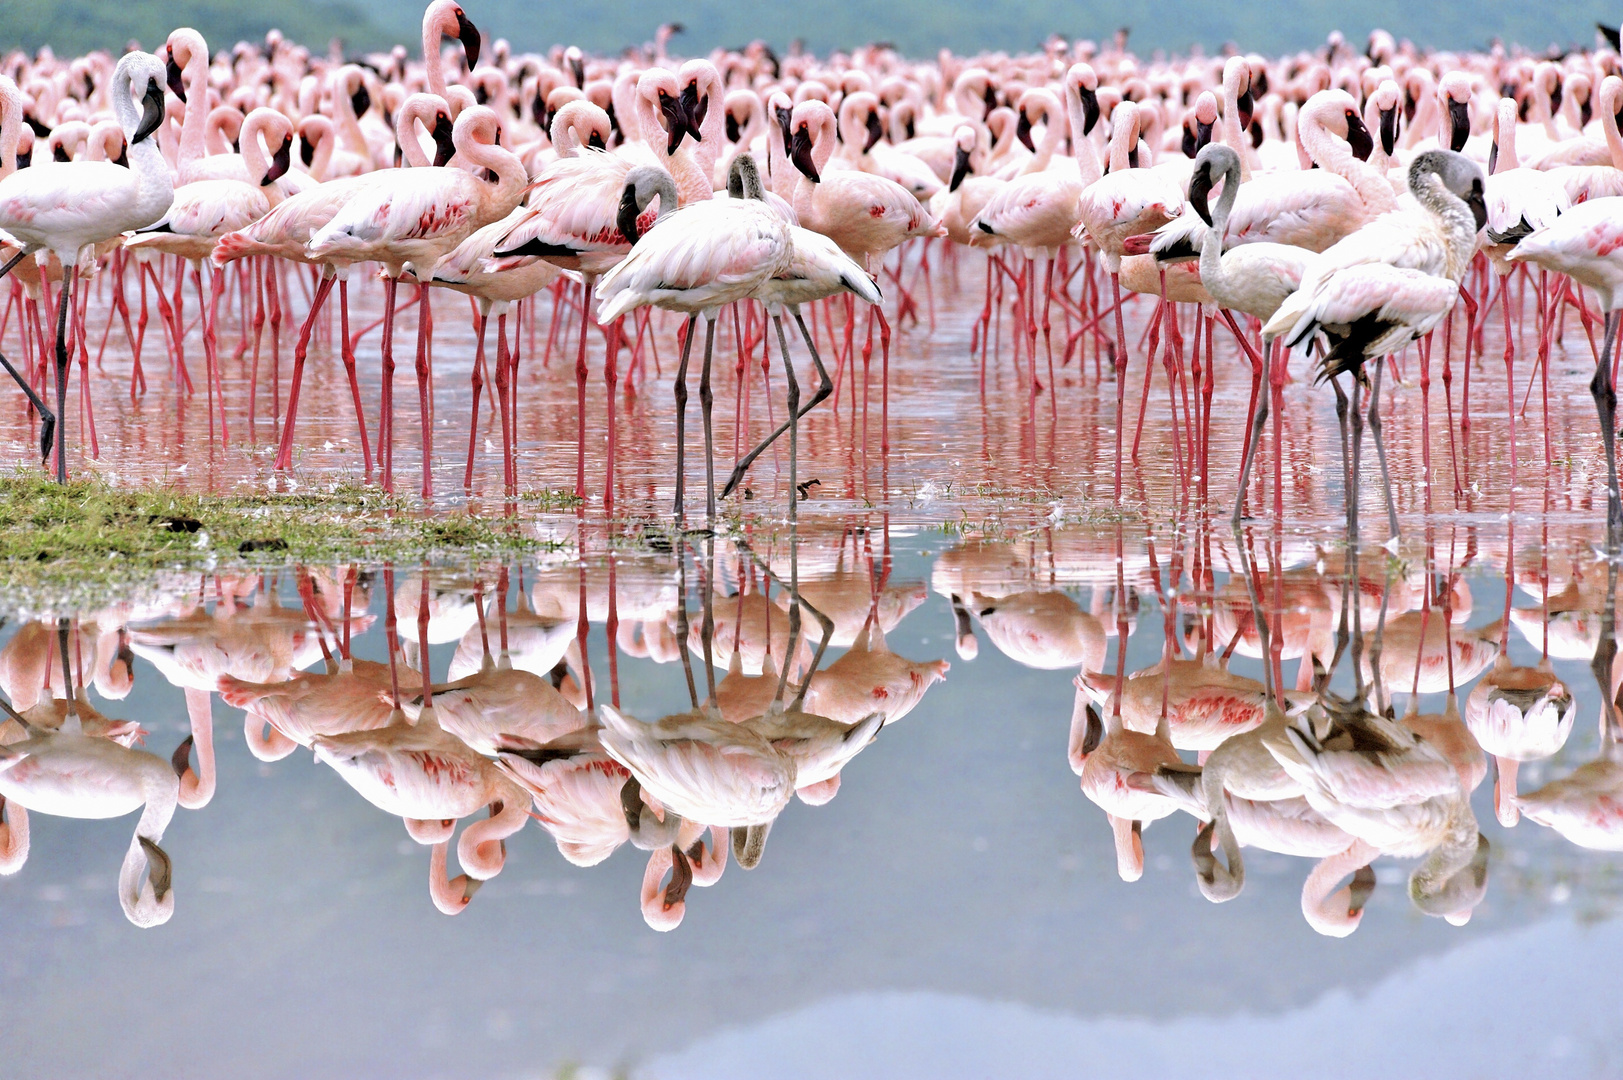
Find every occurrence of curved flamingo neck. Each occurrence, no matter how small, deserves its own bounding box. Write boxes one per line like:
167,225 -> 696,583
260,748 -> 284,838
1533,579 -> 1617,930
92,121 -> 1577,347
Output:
1065,91 -> 1101,186
1300,839 -> 1377,936
423,8 -> 456,102
239,110 -> 280,183
175,34 -> 211,182
1302,98 -> 1396,214
301,116 -> 336,178
332,70 -> 369,157
396,101 -> 437,167
1493,98 -> 1520,173
1220,60 -> 1252,180
0,76 -> 23,177
1601,79 -> 1623,172
1024,90 -> 1066,173
1106,102 -> 1137,173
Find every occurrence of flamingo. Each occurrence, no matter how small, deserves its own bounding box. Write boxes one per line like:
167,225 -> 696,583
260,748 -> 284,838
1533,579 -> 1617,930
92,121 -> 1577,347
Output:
0,51 -> 171,480
596,703 -> 794,869
1265,698 -> 1491,926
595,157 -> 793,519
0,627 -> 181,928
1073,99 -> 1183,496
1264,150 -> 1488,539
786,98 -> 944,452
307,104 -> 528,498
1506,196 -> 1623,532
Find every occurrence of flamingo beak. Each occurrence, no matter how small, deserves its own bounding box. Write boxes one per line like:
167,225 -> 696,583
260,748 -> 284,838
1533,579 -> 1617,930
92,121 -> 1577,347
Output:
170,735 -> 195,778
864,109 -> 883,153
587,130 -> 606,151
432,113 -> 456,167
165,48 -> 186,103
791,123 -> 820,182
1080,85 -> 1100,135
1016,109 -> 1036,152
264,135 -> 292,185
1379,106 -> 1399,156
685,87 -> 709,142
617,180 -> 643,244
1345,110 -> 1374,161
299,132 -> 316,167
1188,162 -> 1216,227
570,54 -> 585,89
139,836 -> 172,900
1467,181 -> 1488,233
1080,704 -> 1105,755
664,843 -> 694,908
135,78 -> 167,145
948,144 -> 972,192
1447,99 -> 1471,152
1236,86 -> 1255,130
659,92 -> 687,155
350,84 -> 371,119
454,9 -> 482,69
774,104 -> 793,152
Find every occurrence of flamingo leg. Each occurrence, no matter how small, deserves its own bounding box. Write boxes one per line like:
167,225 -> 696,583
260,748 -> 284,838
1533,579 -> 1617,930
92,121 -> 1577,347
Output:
720,304 -> 833,500
699,313 -> 719,521
337,278 -> 371,475
1595,310 -> 1622,536
51,270 -> 73,483
672,313 -> 697,519
379,276 -> 399,492
465,307 -> 489,491
274,270 -> 336,472
1367,357 -> 1401,540
415,285 -> 435,499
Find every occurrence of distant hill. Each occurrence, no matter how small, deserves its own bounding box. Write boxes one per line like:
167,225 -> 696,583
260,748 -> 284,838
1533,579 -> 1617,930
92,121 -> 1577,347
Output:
2,0 -> 1611,60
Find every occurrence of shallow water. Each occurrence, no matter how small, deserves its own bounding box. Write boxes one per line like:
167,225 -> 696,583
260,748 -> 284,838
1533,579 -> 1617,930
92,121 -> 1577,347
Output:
2,250 -> 1623,1078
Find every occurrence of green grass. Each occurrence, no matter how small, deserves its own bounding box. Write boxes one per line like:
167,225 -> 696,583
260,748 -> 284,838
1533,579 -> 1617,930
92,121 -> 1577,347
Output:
0,473 -> 576,610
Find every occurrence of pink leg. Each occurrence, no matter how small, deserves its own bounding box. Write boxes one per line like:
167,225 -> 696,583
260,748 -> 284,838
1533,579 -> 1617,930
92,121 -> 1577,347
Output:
415,285 -> 435,499
274,272 -> 336,471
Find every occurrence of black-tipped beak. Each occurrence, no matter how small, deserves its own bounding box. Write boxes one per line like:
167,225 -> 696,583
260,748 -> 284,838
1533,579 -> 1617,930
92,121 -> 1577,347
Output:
1181,123 -> 1197,159
135,78 -> 166,145
1080,86 -> 1100,136
113,139 -> 129,168
569,54 -> 585,89
1448,99 -> 1471,152
774,104 -> 792,153
1080,705 -> 1104,756
170,735 -> 195,779
1127,143 -> 1139,169
431,113 -> 456,167
684,85 -> 708,142
664,843 -> 693,908
791,123 -> 820,181
1195,118 -> 1213,152
1550,75 -> 1563,115
264,134 -> 292,185
454,9 -> 482,68
1468,182 -> 1488,233
1580,94 -> 1593,129
1236,87 -> 1255,130
299,133 -> 315,167
725,111 -> 741,144
1404,87 -> 1418,126
982,83 -> 998,119
864,109 -> 883,153
1379,107 -> 1399,156
659,91 -> 687,156
1016,109 -> 1036,153
1188,163 -> 1215,227
165,48 -> 186,103
138,836 -> 172,900
587,130 -> 606,151
350,84 -> 371,119
949,143 -> 971,192
1487,140 -> 1498,176
617,180 -> 643,243
1345,110 -> 1373,162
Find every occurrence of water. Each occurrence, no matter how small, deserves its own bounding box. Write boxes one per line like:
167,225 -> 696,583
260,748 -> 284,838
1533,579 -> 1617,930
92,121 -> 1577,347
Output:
2,250 -> 1622,1079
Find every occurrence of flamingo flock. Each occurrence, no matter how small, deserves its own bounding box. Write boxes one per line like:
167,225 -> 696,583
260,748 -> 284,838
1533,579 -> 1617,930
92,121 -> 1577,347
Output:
2,15 -> 1623,537
0,507 -> 1614,935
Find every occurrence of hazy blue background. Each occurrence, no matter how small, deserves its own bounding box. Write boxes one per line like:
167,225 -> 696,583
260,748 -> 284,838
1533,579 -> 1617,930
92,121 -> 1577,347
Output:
3,0 -> 1614,61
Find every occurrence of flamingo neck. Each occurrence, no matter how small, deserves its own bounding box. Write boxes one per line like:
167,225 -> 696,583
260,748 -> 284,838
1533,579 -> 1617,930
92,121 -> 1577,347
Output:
1221,73 -> 1252,181
1025,93 -> 1066,174
1601,86 -> 1623,171
240,113 -> 271,184
1300,839 -> 1377,936
0,77 -> 21,177
1493,100 -> 1520,172
177,49 -> 211,182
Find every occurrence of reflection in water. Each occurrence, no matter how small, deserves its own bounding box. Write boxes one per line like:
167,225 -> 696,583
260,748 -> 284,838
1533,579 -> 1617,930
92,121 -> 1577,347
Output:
0,515 -> 1618,951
